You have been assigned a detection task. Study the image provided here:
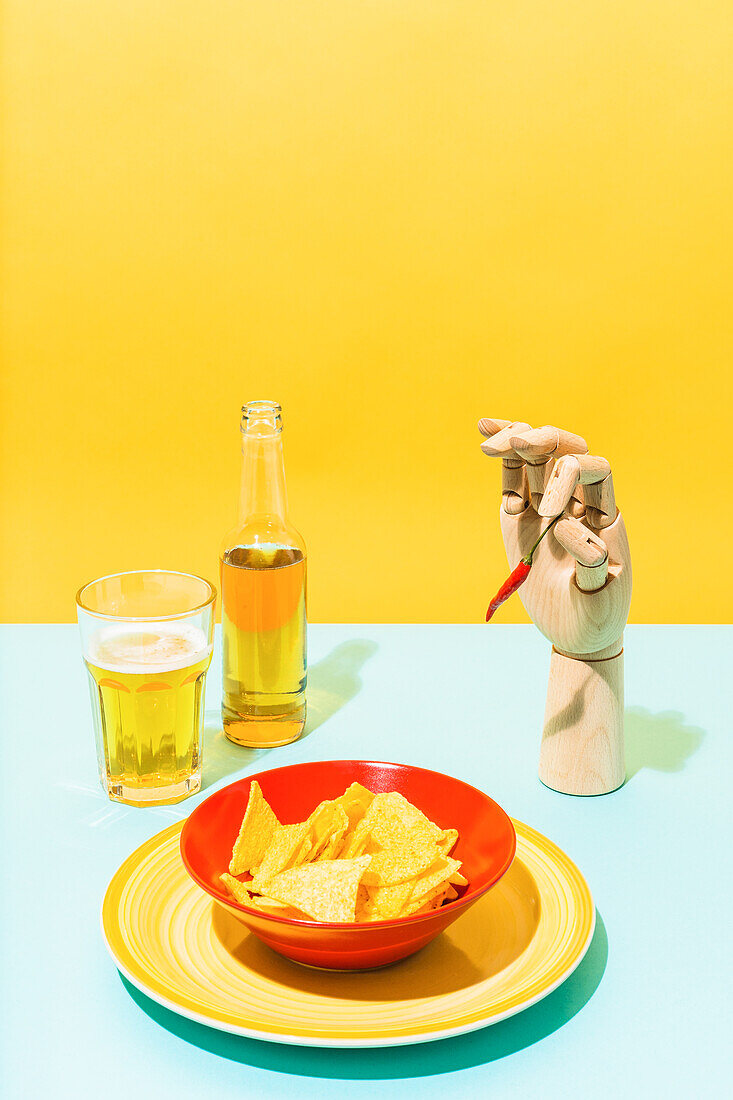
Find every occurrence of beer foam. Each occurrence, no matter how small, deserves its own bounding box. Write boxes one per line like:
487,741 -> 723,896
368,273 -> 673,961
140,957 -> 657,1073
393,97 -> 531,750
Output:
88,622 -> 212,674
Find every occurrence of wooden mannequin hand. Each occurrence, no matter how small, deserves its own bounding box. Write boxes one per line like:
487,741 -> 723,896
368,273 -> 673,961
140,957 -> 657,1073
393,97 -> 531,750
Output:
479,419 -> 632,658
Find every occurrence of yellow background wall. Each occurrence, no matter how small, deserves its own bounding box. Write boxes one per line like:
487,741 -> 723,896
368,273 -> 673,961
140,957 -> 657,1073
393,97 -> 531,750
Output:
2,1 -> 731,623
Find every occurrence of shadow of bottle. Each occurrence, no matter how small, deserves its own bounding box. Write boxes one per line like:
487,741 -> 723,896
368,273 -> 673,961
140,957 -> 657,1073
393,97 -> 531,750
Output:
624,707 -> 704,780
200,639 -> 378,790
301,639 -> 378,739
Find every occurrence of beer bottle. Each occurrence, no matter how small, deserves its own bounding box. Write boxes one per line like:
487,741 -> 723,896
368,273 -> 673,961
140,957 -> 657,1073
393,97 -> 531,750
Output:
220,401 -> 306,746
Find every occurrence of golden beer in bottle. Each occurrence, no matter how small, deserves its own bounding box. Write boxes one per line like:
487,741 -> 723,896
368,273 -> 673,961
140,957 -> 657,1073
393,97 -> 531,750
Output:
220,401 -> 307,746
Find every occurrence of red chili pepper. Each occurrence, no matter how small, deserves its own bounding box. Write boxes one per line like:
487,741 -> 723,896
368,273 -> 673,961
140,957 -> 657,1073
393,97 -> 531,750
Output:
485,516 -> 561,622
485,559 -> 531,621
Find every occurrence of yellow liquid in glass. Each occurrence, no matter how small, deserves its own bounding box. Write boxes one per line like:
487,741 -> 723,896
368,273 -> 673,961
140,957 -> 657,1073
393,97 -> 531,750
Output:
220,544 -> 307,746
85,625 -> 212,805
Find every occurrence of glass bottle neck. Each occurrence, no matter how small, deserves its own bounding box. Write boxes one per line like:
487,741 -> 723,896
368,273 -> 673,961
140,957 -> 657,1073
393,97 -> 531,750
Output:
238,429 -> 288,523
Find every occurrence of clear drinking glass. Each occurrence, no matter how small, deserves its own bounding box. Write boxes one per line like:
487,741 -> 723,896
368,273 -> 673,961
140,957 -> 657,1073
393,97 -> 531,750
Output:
76,570 -> 216,806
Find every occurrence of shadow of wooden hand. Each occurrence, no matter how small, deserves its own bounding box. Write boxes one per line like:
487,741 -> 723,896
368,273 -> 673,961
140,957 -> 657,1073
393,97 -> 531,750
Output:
624,707 -> 704,779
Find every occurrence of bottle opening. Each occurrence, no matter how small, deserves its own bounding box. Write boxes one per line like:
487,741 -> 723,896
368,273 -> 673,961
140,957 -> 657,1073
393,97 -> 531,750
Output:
241,400 -> 282,437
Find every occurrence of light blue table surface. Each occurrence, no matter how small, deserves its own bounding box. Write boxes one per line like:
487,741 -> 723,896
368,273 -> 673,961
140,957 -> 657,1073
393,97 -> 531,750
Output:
1,624 -> 730,1098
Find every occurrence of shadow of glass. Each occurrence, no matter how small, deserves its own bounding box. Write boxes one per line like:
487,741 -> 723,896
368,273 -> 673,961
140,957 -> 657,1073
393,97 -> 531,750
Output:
625,707 -> 705,780
301,639 -> 378,739
200,639 -> 378,790
120,909 -> 607,1077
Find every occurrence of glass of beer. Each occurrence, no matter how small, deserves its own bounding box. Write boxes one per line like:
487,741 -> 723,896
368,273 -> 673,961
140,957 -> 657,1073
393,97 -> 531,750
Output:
76,570 -> 216,806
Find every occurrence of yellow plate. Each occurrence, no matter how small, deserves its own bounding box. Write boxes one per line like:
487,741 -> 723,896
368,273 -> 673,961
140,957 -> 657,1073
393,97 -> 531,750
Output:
102,819 -> 594,1047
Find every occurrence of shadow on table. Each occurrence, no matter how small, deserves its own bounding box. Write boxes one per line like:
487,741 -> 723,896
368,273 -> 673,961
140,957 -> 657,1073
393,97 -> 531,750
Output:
624,707 -> 704,781
200,725 -> 268,792
201,640 -> 378,790
301,640 -> 378,741
120,910 -> 607,1079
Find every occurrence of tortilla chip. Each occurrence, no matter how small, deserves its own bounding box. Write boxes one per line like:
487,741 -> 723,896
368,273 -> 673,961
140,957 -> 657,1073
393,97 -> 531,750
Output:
357,793 -> 442,886
361,841 -> 439,888
247,894 -> 288,909
356,879 -> 454,921
220,872 -> 256,905
359,880 -> 414,921
339,816 -> 372,858
294,834 -> 315,868
248,896 -> 304,918
252,821 -> 310,884
304,798 -> 333,839
228,780 -> 280,875
221,874 -> 300,915
334,782 -> 375,829
255,855 -> 371,922
407,856 -> 462,902
371,792 -> 439,837
402,885 -> 451,917
304,802 -> 350,861
224,780 -> 466,924
438,828 -> 459,855
369,792 -> 442,841
320,806 -> 350,859
354,883 -> 371,921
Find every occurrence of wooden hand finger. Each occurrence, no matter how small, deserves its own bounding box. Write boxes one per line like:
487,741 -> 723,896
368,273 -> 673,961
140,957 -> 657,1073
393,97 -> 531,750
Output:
568,483 -> 586,518
478,419 -> 531,513
554,517 -> 609,592
507,430 -> 551,505
501,458 -> 530,515
538,456 -> 580,516
478,418 -> 513,438
508,425 -> 588,461
525,457 -> 554,511
538,453 -> 611,517
571,454 -> 615,528
585,472 -> 617,529
510,426 -> 587,512
480,421 -> 532,457
495,425 -> 531,513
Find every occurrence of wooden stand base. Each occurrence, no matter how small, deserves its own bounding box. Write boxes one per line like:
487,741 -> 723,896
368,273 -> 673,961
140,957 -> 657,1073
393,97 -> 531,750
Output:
539,643 -> 625,796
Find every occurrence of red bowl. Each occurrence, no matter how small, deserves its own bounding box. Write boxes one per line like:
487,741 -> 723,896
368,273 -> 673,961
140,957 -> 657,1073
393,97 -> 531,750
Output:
180,760 -> 516,970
